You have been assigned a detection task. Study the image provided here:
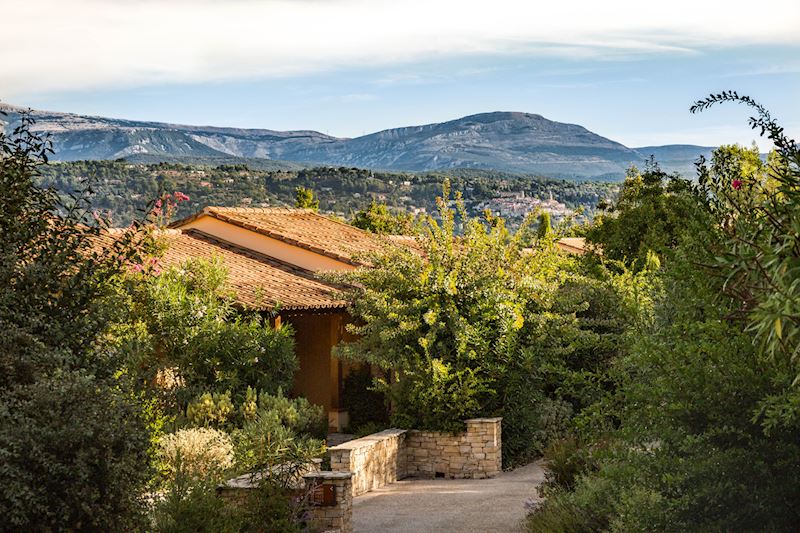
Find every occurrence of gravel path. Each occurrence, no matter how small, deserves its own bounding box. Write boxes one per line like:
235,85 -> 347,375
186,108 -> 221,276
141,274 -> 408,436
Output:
352,461 -> 545,533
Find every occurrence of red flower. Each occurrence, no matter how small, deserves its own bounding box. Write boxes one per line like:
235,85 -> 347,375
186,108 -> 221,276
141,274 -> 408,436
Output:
732,179 -> 743,190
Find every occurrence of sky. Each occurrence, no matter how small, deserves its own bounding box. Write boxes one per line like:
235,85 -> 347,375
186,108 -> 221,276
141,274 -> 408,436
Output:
1,0 -> 798,149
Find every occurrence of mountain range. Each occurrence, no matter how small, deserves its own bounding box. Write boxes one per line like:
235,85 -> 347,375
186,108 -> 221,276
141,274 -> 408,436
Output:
0,103 -> 714,180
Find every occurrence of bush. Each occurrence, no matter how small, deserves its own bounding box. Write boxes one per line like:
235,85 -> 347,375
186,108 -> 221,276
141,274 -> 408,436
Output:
153,392 -> 325,533
255,390 -> 328,440
116,258 -> 298,408
152,466 -> 241,533
0,109 -> 153,529
528,96 -> 800,532
334,182 -> 640,465
159,428 -> 234,483
186,391 -> 235,428
341,366 -> 389,431
0,372 -> 152,531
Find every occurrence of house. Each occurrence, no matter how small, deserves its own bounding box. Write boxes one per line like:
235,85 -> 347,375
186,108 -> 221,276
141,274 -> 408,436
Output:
556,237 -> 598,256
160,207 -> 393,431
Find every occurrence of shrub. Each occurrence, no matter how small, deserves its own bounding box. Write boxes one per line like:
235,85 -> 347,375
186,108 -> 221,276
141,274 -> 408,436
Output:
159,428 -> 234,483
151,464 -> 241,533
528,95 -> 800,532
116,257 -> 298,408
0,372 -> 152,531
0,109 -> 153,529
256,391 -> 328,440
186,391 -> 235,428
334,182 -> 640,465
341,366 -> 390,431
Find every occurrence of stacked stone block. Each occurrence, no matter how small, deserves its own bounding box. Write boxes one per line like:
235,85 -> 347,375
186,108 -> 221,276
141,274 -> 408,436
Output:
404,417 -> 502,479
328,428 -> 407,496
302,471 -> 353,533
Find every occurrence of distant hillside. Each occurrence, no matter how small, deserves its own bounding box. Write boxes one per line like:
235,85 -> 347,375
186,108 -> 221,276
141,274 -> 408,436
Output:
1,103 -> 715,180
35,160 -> 619,226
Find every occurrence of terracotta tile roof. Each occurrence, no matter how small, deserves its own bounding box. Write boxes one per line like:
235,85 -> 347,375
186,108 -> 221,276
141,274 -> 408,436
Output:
99,228 -> 348,311
557,237 -> 593,255
170,207 -> 388,266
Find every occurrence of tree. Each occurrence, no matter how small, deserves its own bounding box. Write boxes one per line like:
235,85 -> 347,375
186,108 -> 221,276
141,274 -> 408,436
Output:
0,110 -> 153,530
294,186 -> 319,211
528,94 -> 800,532
536,211 -> 552,239
332,182 -> 641,465
350,200 -> 419,234
586,160 -> 704,269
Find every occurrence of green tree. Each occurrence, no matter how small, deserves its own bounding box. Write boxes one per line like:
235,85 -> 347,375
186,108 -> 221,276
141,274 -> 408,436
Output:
333,182 -> 640,465
586,160 -> 702,269
350,200 -> 419,235
294,186 -> 319,211
536,211 -> 552,239
528,94 -> 800,532
0,110 -> 153,530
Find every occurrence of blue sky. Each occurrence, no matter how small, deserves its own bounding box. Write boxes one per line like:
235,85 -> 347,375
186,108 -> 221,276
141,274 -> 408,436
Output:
3,1 -> 798,149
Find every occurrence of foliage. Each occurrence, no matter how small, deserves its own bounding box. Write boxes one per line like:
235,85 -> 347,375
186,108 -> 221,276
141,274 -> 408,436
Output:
152,391 -> 325,532
36,160 -> 617,226
253,390 -> 328,440
692,92 -> 800,401
116,257 -> 297,409
334,181 -> 638,464
151,463 -> 241,533
341,366 -> 390,431
528,94 -> 800,532
186,391 -> 236,428
0,110 -> 153,530
234,482 -> 307,533
586,160 -> 703,269
350,200 -> 420,234
536,211 -> 552,238
294,186 -> 319,210
232,406 -> 326,478
158,428 -> 234,483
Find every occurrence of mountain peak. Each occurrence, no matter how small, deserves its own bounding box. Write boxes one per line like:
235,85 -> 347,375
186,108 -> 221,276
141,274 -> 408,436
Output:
1,104 -> 713,179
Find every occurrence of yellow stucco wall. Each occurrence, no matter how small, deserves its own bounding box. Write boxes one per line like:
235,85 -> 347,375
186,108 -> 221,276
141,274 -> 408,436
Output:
179,215 -> 356,272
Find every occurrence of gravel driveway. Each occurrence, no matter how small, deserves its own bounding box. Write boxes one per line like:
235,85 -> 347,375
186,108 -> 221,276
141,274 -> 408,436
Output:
352,461 -> 545,533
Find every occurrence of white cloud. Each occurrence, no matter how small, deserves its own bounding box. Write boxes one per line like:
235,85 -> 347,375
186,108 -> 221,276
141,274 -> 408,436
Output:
1,0 -> 798,98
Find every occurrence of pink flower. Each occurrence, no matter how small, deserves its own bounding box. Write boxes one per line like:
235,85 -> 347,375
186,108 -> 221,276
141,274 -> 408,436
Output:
174,191 -> 190,202
154,198 -> 163,208
129,263 -> 144,273
732,179 -> 743,190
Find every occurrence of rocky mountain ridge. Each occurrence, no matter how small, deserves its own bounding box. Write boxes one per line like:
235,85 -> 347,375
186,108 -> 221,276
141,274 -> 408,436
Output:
0,103 -> 714,179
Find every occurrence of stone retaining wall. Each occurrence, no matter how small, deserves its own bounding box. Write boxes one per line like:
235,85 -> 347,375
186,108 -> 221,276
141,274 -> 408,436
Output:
328,428 -> 407,497
327,418 -> 502,497
405,418 -> 502,479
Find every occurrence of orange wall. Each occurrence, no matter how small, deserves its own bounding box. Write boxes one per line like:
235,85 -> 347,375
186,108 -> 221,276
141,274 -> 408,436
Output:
287,313 -> 334,411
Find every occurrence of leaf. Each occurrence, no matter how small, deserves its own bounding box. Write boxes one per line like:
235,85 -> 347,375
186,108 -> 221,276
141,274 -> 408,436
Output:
775,317 -> 783,340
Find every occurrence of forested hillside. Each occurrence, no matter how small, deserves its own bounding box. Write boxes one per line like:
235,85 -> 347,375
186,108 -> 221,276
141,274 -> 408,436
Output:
38,160 -> 618,225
